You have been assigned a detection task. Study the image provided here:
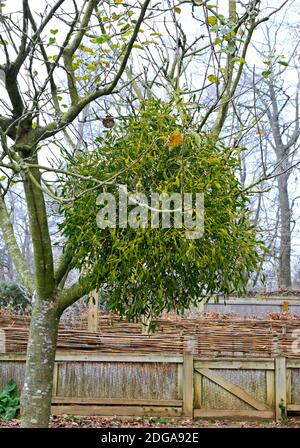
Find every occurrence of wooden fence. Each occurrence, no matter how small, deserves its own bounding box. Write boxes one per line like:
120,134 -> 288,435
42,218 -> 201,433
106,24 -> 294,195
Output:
0,350 -> 300,420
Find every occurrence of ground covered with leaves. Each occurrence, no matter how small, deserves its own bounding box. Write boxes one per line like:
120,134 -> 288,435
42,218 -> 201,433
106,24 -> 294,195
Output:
1,415 -> 300,428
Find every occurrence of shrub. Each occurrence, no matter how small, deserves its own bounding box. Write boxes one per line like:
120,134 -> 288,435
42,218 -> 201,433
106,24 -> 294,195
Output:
0,380 -> 20,420
0,281 -> 31,311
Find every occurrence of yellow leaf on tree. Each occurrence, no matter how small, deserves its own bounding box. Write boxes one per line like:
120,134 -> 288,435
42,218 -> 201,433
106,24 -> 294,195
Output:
207,74 -> 219,84
114,0 -> 123,3
167,130 -> 184,148
207,16 -> 217,26
175,7 -> 181,14
31,122 -> 38,129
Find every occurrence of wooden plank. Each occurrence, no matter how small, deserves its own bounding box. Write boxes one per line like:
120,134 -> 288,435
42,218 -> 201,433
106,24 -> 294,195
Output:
52,397 -> 182,406
0,352 -> 182,363
52,363 -> 59,396
87,290 -> 99,332
194,369 -> 202,409
275,356 -> 287,421
266,371 -> 275,408
0,352 -> 279,367
194,360 -> 274,370
0,353 -> 26,361
51,405 -> 182,417
194,409 -> 274,419
54,352 -> 183,363
182,353 -> 193,417
0,329 -> 6,353
287,360 -> 300,369
195,368 -> 270,411
0,352 -> 183,363
194,357 -> 273,363
286,369 -> 291,405
287,404 -> 300,411
177,364 -> 182,400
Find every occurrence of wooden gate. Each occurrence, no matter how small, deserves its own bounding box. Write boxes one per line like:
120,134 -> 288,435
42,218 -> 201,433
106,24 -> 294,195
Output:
193,359 -> 275,419
180,354 -> 290,420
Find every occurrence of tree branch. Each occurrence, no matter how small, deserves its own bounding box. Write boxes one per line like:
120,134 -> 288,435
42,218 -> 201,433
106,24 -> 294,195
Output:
57,277 -> 89,314
23,160 -> 55,298
35,0 -> 151,141
54,249 -> 73,286
0,194 -> 34,293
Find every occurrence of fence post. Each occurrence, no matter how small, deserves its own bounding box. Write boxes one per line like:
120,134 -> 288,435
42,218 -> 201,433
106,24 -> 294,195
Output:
275,356 -> 287,421
282,300 -> 289,313
182,336 -> 196,418
271,333 -> 280,358
87,290 -> 99,332
0,329 -> 6,353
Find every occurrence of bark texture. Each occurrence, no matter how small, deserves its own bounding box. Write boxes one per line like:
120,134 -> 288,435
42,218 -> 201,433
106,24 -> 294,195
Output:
20,299 -> 60,428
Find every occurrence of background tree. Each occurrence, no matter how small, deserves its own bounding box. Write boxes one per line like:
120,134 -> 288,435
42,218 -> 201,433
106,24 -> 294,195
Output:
234,8 -> 300,289
254,34 -> 300,289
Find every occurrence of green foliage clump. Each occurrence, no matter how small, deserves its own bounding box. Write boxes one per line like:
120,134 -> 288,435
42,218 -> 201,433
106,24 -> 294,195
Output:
0,380 -> 20,420
60,99 -> 264,321
0,281 -> 31,311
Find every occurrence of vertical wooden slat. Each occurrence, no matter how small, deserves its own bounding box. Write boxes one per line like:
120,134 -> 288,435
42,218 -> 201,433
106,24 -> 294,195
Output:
52,362 -> 59,397
271,334 -> 280,357
183,353 -> 194,417
275,356 -> 287,421
177,364 -> 183,399
87,290 -> 99,333
266,370 -> 275,408
194,370 -> 202,409
0,329 -> 6,353
286,369 -> 291,405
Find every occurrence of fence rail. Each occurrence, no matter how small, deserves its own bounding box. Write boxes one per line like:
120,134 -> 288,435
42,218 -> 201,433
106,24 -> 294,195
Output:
1,351 -> 300,420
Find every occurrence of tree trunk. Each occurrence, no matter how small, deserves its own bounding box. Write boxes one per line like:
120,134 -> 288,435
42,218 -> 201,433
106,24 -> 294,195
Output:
277,174 -> 291,288
20,298 -> 60,428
